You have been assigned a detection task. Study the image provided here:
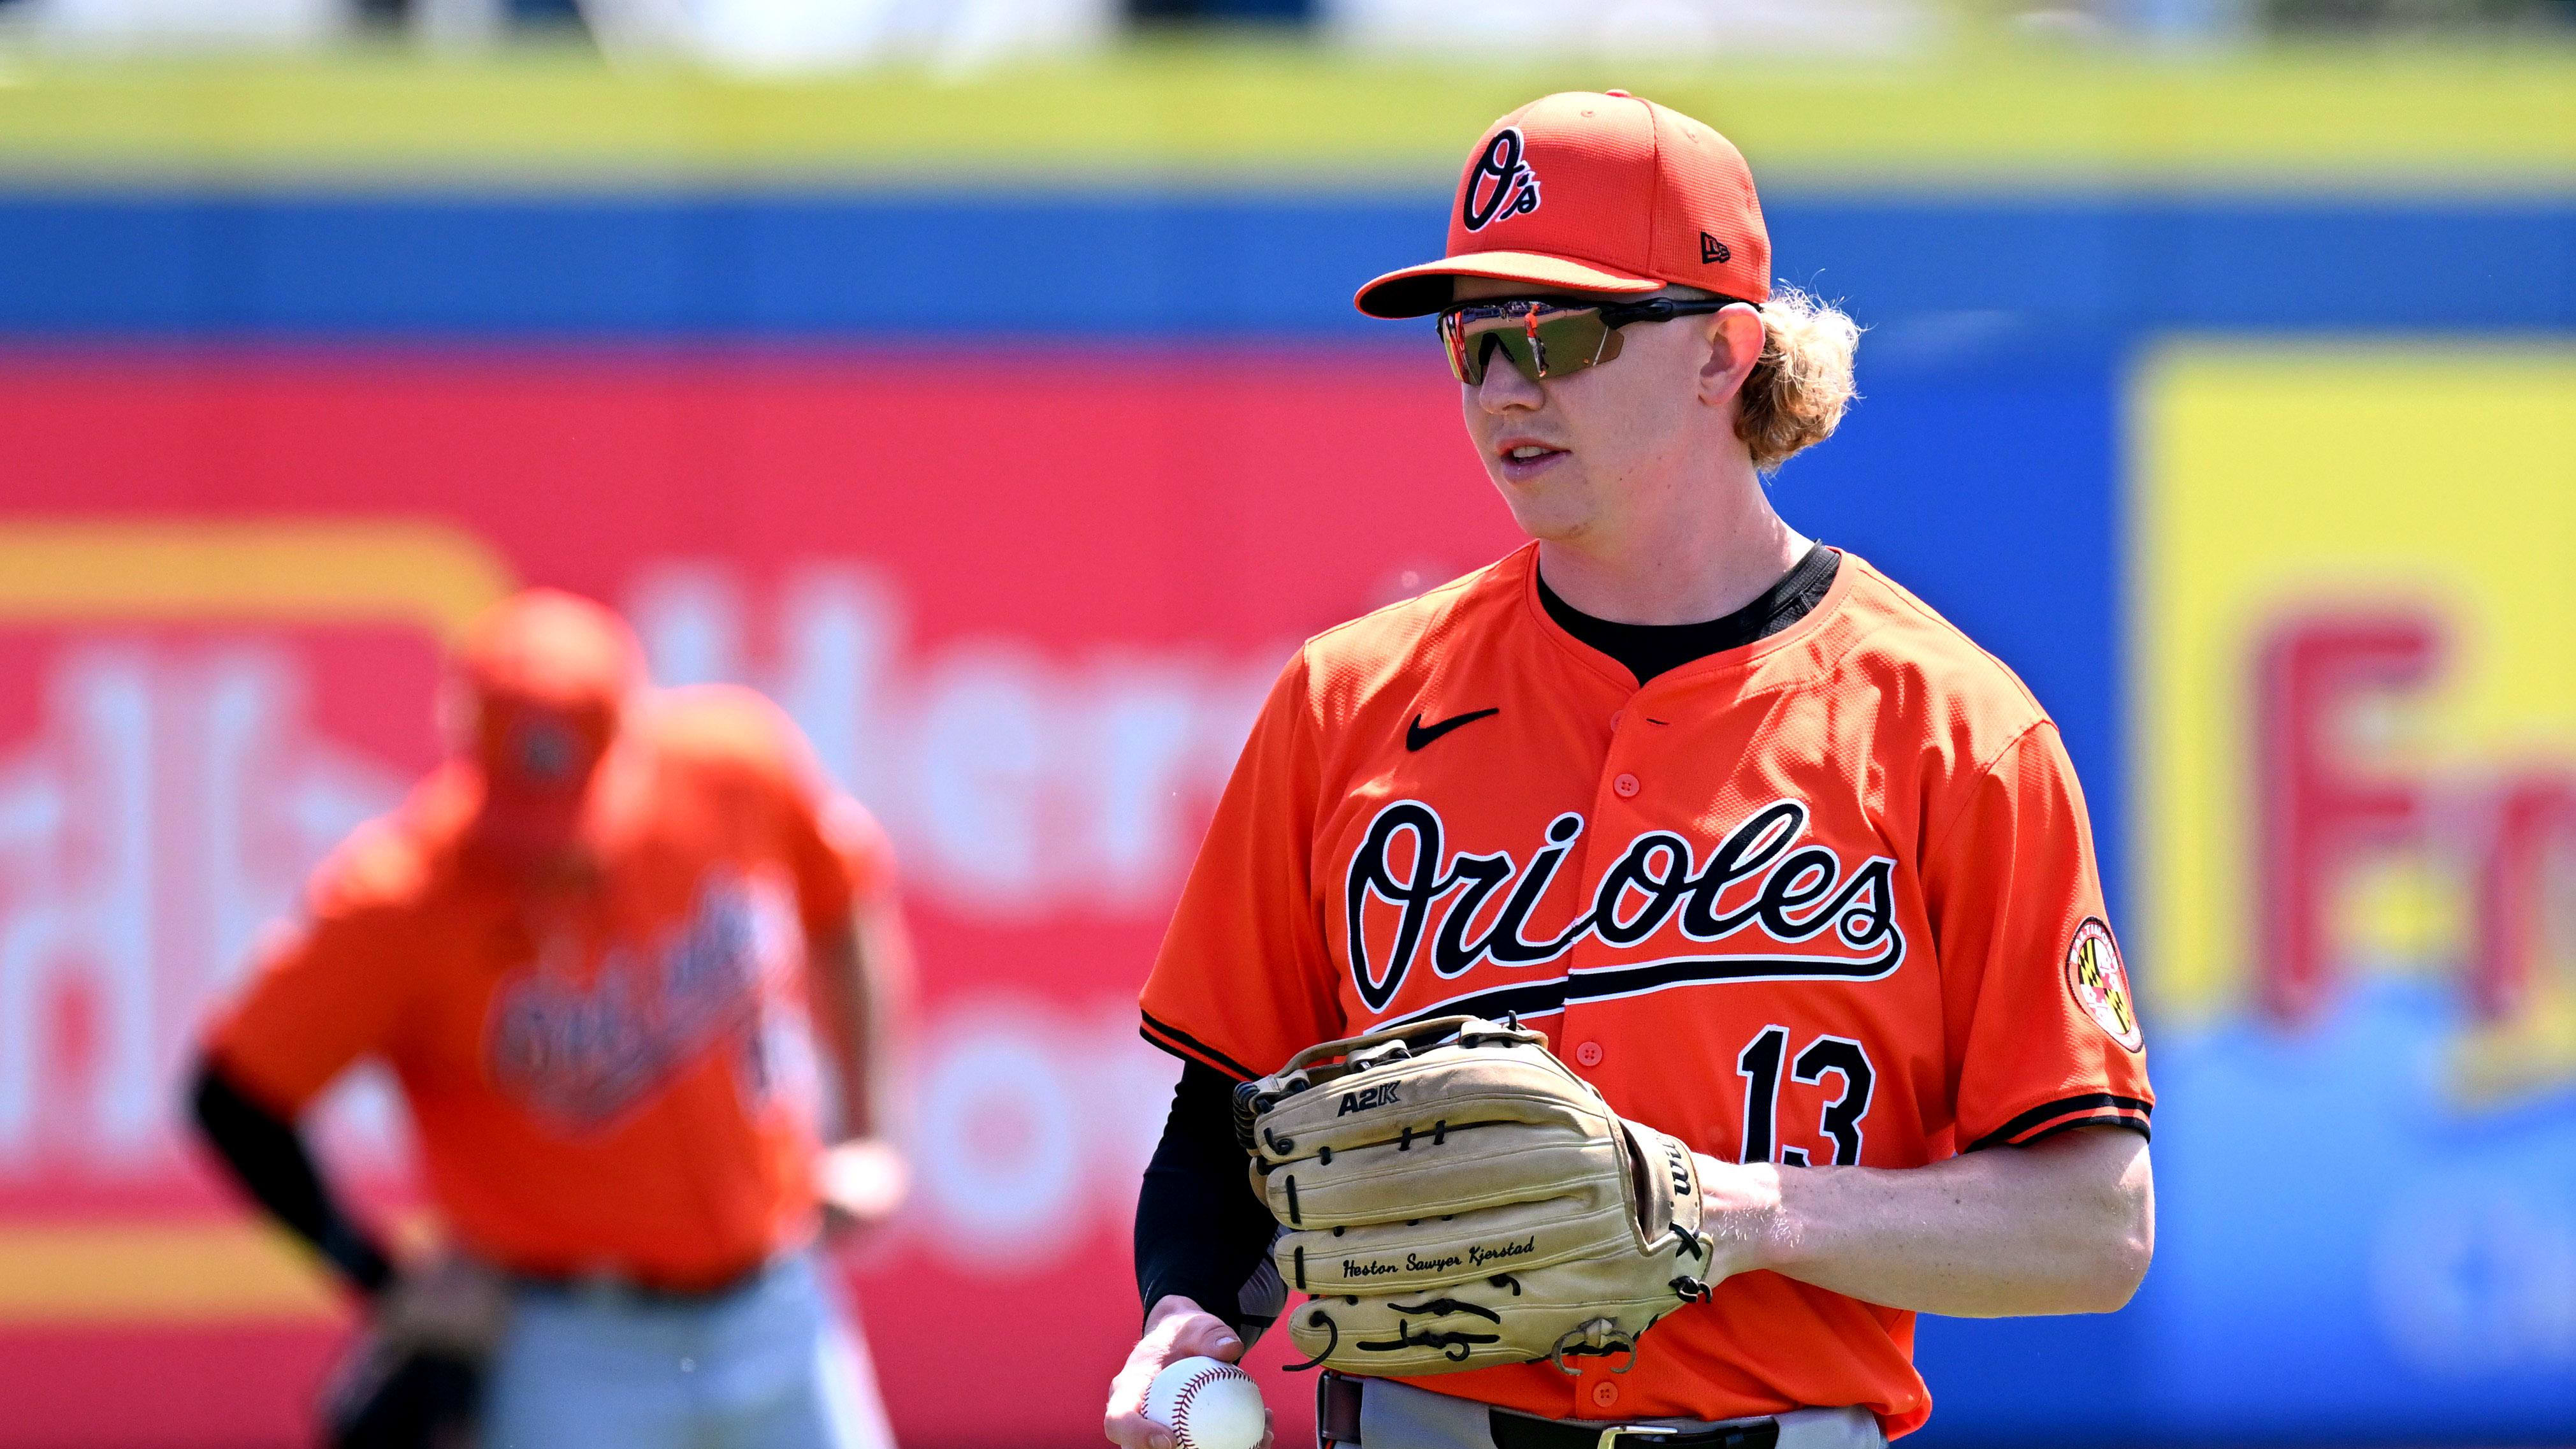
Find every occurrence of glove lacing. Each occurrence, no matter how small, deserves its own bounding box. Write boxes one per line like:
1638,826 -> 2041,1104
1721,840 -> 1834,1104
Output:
1547,1318 -> 1639,1377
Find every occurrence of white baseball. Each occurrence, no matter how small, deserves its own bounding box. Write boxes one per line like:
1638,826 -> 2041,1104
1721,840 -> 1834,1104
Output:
1142,1355 -> 1266,1449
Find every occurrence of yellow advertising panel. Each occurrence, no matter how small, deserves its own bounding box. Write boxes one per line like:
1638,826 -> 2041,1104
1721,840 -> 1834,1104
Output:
2136,344 -> 2576,1096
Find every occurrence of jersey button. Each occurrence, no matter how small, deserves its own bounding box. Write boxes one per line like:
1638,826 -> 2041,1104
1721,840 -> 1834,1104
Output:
1591,1381 -> 1621,1409
1612,772 -> 1640,798
1575,1041 -> 1605,1067
1610,709 -> 1624,730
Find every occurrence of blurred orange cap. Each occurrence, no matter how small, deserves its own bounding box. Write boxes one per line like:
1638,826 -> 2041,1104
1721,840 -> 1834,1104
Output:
455,589 -> 644,810
1354,91 -> 1772,319
459,588 -> 643,715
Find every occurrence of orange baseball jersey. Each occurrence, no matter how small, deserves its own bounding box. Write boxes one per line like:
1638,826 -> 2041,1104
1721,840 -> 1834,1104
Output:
206,684 -> 894,1291
1140,544 -> 2151,1438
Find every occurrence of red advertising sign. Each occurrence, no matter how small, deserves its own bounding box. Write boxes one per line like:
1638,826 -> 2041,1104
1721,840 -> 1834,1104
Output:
0,348 -> 1519,1448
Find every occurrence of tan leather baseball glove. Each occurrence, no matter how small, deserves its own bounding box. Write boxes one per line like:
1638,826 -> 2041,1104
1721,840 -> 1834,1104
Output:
1234,1015 -> 1715,1378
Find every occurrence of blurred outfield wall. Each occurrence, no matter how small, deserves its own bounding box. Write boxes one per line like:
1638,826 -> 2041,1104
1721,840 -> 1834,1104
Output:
0,43 -> 2572,1448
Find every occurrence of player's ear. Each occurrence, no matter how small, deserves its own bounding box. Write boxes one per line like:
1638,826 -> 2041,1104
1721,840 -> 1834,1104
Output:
1697,303 -> 1764,411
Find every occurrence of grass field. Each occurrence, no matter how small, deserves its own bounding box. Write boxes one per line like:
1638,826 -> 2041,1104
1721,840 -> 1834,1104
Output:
0,36 -> 2571,184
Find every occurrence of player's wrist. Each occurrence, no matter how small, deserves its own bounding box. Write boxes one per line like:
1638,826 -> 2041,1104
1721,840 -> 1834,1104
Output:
1693,1152 -> 1790,1278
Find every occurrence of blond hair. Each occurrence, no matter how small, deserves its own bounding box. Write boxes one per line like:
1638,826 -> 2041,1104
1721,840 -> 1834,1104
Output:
1661,282 -> 1860,470
1736,285 -> 1860,472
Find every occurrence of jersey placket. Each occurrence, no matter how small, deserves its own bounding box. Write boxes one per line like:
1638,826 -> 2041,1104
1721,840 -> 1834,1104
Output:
1551,681 -> 1646,1420
1551,670 -> 1720,1417
1551,673 -> 1691,1092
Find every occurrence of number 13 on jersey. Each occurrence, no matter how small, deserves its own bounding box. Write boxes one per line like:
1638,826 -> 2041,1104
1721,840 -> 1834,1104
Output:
1737,1024 -> 1876,1167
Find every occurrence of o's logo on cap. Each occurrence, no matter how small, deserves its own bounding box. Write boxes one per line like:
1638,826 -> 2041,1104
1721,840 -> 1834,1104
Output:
2065,917 -> 2143,1052
1462,128 -> 1543,233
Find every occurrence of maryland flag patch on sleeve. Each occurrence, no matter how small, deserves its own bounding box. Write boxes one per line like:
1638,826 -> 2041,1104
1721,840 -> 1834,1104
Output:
2066,917 -> 2144,1052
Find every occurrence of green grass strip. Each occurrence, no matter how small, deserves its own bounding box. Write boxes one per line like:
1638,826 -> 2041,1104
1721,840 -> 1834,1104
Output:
0,36 -> 2570,187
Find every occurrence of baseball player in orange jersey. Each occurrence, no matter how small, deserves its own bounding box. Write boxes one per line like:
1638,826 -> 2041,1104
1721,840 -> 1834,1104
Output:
189,589 -> 910,1449
1108,92 -> 2153,1449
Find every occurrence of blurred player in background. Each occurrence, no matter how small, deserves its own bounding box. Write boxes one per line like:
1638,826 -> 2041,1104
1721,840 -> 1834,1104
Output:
187,588 -> 911,1449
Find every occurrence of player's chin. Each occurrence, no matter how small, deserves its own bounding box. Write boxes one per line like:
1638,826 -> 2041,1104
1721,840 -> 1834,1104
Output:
1489,481 -> 1590,544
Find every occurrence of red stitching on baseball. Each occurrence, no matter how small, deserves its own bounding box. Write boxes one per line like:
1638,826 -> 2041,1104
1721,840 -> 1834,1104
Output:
1170,1365 -> 1227,1448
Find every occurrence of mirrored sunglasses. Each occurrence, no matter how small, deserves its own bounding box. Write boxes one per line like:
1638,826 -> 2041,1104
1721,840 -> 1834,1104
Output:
1437,295 -> 1743,386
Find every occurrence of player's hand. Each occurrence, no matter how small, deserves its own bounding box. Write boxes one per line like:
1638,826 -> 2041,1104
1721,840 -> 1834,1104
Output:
818,1138 -> 909,1241
373,1251 -> 511,1358
1103,1295 -> 1273,1449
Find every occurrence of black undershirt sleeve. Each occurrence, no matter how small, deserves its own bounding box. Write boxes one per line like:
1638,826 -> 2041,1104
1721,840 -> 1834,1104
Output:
1133,1059 -> 1281,1334
189,1057 -> 395,1298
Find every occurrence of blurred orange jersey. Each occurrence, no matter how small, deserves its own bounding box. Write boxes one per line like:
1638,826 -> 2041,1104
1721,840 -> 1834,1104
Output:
1140,546 -> 2152,1438
207,685 -> 894,1291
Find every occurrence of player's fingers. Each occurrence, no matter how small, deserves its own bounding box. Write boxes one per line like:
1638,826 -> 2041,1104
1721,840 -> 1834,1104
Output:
1259,1406 -> 1276,1449
1103,1406 -> 1175,1449
1162,1311 -> 1245,1364
1104,1337 -> 1181,1449
1106,1302 -> 1237,1449
1102,1367 -> 1171,1449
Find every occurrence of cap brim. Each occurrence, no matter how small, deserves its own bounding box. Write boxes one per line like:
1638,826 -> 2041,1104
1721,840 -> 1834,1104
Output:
1353,251 -> 1665,319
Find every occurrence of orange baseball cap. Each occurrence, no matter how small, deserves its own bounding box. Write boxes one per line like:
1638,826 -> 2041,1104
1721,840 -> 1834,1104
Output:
452,589 -> 644,837
458,588 -> 643,725
1354,91 -> 1771,320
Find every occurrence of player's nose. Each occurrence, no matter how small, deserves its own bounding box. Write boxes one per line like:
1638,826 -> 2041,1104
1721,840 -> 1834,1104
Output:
1471,353 -> 1545,413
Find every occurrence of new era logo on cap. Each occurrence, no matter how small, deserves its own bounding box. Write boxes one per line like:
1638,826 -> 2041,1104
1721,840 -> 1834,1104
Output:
1700,232 -> 1731,265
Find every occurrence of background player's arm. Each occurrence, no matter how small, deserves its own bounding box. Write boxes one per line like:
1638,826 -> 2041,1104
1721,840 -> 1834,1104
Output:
811,896 -> 905,1139
1695,1125 -> 2152,1317
192,853 -> 416,1295
193,878 -> 512,1354
807,887 -> 915,1230
190,1058 -> 512,1383
189,1059 -> 394,1297
748,688 -> 917,1232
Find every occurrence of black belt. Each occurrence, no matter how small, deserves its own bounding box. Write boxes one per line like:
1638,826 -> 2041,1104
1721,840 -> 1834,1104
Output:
1488,1411 -> 1778,1449
512,1255 -> 776,1307
1319,1373 -> 1783,1449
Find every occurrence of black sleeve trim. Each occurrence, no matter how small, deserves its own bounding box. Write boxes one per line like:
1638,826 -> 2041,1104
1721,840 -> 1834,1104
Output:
1964,1092 -> 2155,1153
2010,1114 -> 2154,1147
1138,1010 -> 1258,1082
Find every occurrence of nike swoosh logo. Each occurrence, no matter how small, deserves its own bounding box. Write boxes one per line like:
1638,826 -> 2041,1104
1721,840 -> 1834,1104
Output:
1405,708 -> 1500,752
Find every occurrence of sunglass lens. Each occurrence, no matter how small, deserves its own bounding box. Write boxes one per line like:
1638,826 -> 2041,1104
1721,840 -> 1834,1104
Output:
1443,316 -> 1481,384
1532,310 -> 1609,378
1442,305 -> 1612,386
